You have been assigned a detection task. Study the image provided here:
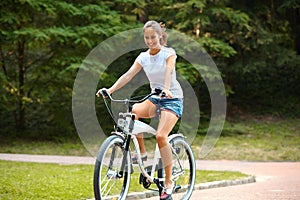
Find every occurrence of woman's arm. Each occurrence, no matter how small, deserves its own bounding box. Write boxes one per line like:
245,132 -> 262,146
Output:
108,61 -> 142,94
96,61 -> 142,96
163,55 -> 176,98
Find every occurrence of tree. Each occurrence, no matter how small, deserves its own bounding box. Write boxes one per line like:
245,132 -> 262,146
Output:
226,0 -> 300,114
138,0 -> 300,115
0,0 -> 132,132
1,0 -> 299,137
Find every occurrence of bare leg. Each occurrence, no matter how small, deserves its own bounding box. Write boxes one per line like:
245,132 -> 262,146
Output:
156,110 -> 179,189
132,100 -> 157,154
137,133 -> 146,154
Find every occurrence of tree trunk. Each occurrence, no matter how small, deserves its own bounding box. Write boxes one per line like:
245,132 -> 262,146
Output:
17,40 -> 25,130
136,8 -> 148,24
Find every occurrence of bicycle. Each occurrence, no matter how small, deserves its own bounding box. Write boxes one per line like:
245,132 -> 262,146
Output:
94,88 -> 196,200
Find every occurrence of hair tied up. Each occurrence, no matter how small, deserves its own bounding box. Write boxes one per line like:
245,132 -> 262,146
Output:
159,22 -> 166,31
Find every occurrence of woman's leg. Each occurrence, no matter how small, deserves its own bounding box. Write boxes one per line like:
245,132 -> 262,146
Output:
132,100 -> 157,154
156,110 -> 179,189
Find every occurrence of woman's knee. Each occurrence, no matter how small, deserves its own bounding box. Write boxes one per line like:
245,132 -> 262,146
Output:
132,101 -> 156,119
156,132 -> 168,144
132,104 -> 140,118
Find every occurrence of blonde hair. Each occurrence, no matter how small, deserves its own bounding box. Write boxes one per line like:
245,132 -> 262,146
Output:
143,20 -> 168,46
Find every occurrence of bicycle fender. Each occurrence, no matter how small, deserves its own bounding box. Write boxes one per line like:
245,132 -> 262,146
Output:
168,133 -> 185,142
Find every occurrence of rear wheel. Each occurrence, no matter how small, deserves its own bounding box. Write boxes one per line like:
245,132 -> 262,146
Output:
169,135 -> 196,200
93,135 -> 131,200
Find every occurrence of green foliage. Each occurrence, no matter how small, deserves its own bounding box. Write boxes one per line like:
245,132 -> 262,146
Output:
0,0 -> 135,133
225,0 -> 300,115
1,0 -> 300,138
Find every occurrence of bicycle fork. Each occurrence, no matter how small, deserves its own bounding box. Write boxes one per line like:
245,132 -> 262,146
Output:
116,114 -> 136,178
117,135 -> 132,178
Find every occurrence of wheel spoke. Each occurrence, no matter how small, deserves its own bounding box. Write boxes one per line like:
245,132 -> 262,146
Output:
94,135 -> 131,200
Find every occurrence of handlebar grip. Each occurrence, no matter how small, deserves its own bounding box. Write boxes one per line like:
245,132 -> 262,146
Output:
154,88 -> 163,95
101,89 -> 109,98
154,87 -> 167,97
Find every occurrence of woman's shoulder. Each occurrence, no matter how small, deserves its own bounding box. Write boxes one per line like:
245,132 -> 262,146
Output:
135,49 -> 149,65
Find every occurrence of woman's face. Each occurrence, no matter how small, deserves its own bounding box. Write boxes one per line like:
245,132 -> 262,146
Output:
144,27 -> 161,49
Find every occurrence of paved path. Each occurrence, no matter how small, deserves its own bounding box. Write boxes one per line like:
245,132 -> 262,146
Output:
197,161 -> 300,200
1,154 -> 300,200
0,153 -> 95,165
147,161 -> 300,200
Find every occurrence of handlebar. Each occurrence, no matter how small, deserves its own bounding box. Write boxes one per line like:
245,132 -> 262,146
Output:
98,87 -> 163,124
97,87 -> 165,125
99,87 -> 164,104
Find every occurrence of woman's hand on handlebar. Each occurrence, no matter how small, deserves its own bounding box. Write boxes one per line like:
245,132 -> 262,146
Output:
96,88 -> 112,97
161,88 -> 172,98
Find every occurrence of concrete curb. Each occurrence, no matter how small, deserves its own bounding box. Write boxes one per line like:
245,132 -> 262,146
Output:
196,175 -> 256,190
121,176 -> 256,200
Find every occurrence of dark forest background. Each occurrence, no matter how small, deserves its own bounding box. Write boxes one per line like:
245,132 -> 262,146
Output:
1,0 -> 299,140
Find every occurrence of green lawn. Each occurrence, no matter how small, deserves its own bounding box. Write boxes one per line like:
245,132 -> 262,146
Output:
0,160 -> 93,200
195,117 -> 300,161
0,160 -> 248,200
1,117 -> 299,161
3,116 -> 292,199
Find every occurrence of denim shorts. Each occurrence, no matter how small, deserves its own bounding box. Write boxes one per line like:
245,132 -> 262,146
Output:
148,96 -> 183,118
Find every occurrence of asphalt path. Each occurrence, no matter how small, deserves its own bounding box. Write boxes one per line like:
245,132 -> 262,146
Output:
1,154 -> 299,200
147,160 -> 300,200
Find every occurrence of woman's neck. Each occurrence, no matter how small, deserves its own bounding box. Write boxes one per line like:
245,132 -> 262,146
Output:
149,47 -> 161,55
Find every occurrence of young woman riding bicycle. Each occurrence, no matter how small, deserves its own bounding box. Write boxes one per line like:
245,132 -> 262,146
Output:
96,20 -> 183,200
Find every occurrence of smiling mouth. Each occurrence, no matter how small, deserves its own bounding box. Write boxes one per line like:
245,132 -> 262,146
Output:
148,43 -> 156,47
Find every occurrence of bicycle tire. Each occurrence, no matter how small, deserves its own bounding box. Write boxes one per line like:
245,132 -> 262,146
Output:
169,135 -> 196,200
93,135 -> 131,200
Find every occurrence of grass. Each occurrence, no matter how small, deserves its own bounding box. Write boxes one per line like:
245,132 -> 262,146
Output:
4,116 -> 287,199
0,136 -> 90,156
0,117 -> 299,161
0,160 -> 93,200
0,160 -> 248,200
194,117 -> 300,161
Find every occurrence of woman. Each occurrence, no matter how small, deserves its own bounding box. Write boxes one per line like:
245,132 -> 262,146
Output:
97,20 -> 183,200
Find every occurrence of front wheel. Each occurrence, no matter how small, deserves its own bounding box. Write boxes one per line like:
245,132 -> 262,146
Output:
169,135 -> 196,200
93,135 -> 131,200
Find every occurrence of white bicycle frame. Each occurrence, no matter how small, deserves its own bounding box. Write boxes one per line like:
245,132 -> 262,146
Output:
95,88 -> 194,200
117,112 -> 184,184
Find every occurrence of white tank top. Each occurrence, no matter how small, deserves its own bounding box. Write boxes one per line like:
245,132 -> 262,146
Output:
135,46 -> 183,98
